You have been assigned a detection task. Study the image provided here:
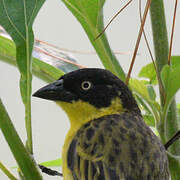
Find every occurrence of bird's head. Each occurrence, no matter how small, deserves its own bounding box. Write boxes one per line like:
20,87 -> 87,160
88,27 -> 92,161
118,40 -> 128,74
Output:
33,68 -> 140,126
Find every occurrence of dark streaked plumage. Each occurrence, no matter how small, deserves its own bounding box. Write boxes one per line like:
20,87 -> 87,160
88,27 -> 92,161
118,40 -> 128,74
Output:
67,113 -> 169,180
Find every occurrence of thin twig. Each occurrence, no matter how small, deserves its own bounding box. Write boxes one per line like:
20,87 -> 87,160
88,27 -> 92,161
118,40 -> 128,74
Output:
39,165 -> 63,176
168,0 -> 178,65
36,39 -> 136,55
139,0 -> 155,66
36,39 -> 96,55
126,0 -> 152,85
164,130 -> 180,150
95,0 -> 133,40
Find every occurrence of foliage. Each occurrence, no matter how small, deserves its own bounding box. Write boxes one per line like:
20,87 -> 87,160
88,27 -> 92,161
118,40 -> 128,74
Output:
62,0 -> 125,80
0,0 -> 45,154
0,0 -> 179,179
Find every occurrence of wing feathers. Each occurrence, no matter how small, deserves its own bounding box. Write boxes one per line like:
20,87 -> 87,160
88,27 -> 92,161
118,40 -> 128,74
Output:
67,114 -> 169,180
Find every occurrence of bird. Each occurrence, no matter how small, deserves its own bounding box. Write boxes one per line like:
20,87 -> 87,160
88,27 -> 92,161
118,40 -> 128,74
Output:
33,68 -> 170,180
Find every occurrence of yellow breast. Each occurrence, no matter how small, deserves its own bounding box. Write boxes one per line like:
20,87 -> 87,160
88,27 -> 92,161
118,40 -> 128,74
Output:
56,97 -> 124,180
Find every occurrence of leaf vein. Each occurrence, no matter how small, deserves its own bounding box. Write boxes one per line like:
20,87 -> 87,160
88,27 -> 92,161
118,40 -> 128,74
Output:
63,0 -> 85,20
28,0 -> 38,26
2,0 -> 25,41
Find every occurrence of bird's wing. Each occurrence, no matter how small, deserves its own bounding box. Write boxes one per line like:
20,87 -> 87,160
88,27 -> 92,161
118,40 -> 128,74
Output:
67,113 -> 169,180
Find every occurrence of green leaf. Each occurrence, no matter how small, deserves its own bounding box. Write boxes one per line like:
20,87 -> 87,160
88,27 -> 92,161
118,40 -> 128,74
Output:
0,0 -> 45,102
130,79 -> 160,122
161,62 -> 180,112
40,158 -> 62,167
0,99 -> 42,180
0,0 -> 45,153
62,0 -> 125,80
138,63 -> 157,84
171,56 -> 180,68
139,57 -> 180,85
130,79 -> 151,104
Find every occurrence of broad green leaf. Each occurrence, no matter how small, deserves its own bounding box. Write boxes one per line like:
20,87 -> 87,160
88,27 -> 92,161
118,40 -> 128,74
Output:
0,0 -> 45,102
0,0 -> 45,153
130,79 -> 151,104
138,63 -> 157,84
130,79 -> 160,109
40,158 -> 62,167
138,57 -> 180,85
62,0 -> 125,80
161,62 -> 180,112
171,56 -> 180,68
130,79 -> 160,122
0,99 -> 42,179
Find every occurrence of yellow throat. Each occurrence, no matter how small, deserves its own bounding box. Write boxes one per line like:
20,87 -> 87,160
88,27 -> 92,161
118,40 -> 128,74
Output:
56,97 -> 124,179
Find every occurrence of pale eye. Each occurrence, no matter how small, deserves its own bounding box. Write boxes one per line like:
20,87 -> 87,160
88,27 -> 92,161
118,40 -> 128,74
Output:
81,81 -> 92,90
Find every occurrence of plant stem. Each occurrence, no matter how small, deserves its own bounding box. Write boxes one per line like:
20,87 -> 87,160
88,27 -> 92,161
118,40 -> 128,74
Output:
150,0 -> 169,71
150,0 -> 179,149
150,0 -> 180,178
167,152 -> 180,179
0,161 -> 18,180
166,100 -> 180,154
0,98 -> 43,180
150,0 -> 168,106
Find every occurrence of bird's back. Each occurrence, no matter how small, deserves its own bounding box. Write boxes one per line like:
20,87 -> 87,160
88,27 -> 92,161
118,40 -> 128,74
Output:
67,113 -> 169,180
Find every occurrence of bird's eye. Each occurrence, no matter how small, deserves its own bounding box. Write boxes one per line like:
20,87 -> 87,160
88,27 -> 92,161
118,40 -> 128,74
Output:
81,81 -> 92,90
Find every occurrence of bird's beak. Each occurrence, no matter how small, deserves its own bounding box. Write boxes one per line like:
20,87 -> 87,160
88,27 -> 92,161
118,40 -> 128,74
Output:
33,79 -> 77,102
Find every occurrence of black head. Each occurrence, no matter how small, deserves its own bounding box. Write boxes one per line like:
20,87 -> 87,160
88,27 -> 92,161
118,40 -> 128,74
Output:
33,68 -> 140,113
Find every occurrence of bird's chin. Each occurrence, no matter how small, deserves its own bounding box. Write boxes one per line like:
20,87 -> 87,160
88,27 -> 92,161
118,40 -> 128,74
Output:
33,79 -> 78,102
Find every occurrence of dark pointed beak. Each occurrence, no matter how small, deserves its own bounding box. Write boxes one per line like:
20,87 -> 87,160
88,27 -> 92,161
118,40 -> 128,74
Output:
33,79 -> 77,102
